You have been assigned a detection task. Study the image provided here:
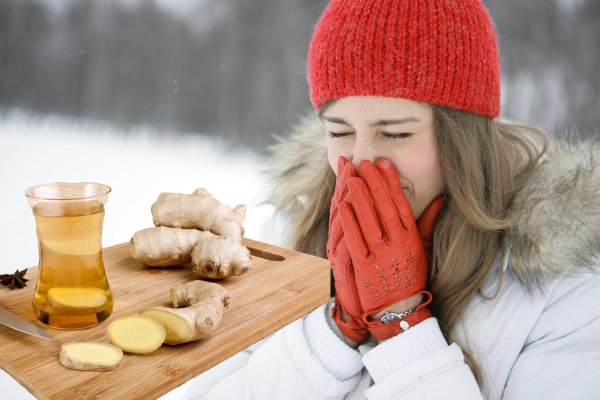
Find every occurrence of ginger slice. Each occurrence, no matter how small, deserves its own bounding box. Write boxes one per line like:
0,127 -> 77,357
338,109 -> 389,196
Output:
141,281 -> 231,344
47,287 -> 107,312
59,342 -> 123,371
140,308 -> 194,344
107,315 -> 166,354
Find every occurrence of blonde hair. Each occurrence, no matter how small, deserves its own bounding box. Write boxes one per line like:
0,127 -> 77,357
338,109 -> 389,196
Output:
283,103 -> 547,386
428,106 -> 547,383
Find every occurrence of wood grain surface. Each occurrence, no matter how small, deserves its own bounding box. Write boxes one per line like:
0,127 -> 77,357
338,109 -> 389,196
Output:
0,238 -> 330,399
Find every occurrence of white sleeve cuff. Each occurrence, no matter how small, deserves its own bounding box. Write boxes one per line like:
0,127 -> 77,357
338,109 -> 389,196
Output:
362,318 -> 448,383
304,303 -> 364,381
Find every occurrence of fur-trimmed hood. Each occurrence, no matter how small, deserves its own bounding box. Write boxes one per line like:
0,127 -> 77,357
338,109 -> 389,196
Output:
265,112 -> 600,289
506,133 -> 600,287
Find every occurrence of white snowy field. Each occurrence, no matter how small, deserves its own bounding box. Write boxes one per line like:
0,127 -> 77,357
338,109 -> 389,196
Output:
0,109 -> 281,399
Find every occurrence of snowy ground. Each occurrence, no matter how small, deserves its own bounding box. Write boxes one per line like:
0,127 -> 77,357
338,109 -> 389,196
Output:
0,109 -> 280,399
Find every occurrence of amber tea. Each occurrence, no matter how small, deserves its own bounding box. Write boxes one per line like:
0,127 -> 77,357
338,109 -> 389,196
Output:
26,182 -> 112,329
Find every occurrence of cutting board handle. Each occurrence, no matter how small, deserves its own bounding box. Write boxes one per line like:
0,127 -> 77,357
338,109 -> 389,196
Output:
247,246 -> 285,261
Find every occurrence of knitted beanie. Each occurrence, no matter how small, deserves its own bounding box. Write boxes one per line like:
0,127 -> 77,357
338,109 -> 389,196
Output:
307,0 -> 500,118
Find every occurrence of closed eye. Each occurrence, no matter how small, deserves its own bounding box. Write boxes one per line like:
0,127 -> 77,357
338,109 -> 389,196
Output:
382,132 -> 413,139
328,131 -> 353,138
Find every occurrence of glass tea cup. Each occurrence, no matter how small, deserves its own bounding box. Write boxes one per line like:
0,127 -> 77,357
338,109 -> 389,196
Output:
25,182 -> 113,329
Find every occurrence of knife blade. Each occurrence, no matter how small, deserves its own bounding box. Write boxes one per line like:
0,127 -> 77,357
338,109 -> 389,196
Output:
0,307 -> 53,340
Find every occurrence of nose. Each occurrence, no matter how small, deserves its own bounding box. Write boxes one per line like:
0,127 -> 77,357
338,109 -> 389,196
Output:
350,139 -> 378,168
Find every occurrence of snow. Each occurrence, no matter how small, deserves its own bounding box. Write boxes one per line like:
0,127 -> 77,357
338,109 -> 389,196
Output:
0,109 -> 277,399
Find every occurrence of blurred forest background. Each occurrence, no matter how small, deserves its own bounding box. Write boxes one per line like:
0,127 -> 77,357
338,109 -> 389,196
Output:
1,0 -> 599,149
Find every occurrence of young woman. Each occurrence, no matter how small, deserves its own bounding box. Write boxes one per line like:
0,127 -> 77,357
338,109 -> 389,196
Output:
201,0 -> 600,398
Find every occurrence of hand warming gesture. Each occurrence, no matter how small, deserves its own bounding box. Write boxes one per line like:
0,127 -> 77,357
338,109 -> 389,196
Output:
339,158 -> 444,340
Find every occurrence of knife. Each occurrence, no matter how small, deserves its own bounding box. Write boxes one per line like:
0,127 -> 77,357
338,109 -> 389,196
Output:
0,307 -> 53,340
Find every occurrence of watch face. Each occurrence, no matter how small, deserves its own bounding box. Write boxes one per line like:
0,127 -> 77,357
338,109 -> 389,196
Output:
381,313 -> 400,324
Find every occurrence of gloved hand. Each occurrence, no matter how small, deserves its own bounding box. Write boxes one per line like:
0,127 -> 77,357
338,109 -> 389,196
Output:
417,195 -> 445,254
326,156 -> 368,343
339,158 -> 444,340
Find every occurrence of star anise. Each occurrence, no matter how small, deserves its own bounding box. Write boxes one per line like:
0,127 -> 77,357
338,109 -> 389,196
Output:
0,268 -> 28,290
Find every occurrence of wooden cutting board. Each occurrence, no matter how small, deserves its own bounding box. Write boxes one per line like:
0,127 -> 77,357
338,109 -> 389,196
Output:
0,239 -> 330,399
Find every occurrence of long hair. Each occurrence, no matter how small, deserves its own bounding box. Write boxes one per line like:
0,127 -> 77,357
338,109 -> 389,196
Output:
281,104 -> 547,386
428,105 -> 547,383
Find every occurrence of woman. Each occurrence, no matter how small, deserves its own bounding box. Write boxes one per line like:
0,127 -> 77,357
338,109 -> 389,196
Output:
202,0 -> 600,398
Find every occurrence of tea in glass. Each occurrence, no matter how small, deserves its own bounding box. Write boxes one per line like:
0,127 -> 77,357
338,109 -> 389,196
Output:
25,182 -> 112,329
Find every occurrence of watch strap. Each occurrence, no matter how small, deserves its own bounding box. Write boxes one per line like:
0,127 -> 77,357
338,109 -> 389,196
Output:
367,306 -> 432,340
380,308 -> 415,324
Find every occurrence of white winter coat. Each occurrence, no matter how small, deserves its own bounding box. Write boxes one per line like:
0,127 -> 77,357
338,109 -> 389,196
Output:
193,115 -> 600,399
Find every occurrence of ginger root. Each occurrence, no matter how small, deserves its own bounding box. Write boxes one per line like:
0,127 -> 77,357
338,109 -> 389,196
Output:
130,188 -> 252,278
107,315 -> 166,354
130,227 -> 214,267
59,342 -> 123,371
151,188 -> 246,242
130,226 -> 251,278
141,281 -> 230,344
191,235 -> 251,279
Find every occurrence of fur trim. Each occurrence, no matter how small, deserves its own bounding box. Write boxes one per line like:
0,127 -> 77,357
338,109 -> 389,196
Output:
506,139 -> 600,289
264,113 -> 600,287
264,112 -> 333,257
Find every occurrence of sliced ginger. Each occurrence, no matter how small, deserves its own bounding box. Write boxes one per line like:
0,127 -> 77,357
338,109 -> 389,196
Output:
139,308 -> 195,344
107,315 -> 166,354
141,281 -> 231,344
60,342 -> 123,371
48,287 -> 107,312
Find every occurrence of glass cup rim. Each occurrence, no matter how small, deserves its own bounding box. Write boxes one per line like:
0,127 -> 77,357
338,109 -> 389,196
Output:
25,182 -> 112,201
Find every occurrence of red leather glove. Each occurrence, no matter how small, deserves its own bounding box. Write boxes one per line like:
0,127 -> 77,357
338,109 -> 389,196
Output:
339,158 -> 444,340
327,156 -> 368,342
417,196 -> 445,254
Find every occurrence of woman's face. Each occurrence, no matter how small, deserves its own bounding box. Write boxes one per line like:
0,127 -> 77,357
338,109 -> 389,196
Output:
323,96 -> 445,220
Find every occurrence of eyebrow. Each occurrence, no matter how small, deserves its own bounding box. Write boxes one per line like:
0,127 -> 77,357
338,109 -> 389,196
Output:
322,116 -> 420,127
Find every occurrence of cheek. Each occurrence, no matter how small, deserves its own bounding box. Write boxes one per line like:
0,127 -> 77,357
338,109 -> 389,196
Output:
413,158 -> 445,217
388,152 -> 444,218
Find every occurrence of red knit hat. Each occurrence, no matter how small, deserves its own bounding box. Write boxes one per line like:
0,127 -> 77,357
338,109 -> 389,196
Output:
307,0 -> 501,118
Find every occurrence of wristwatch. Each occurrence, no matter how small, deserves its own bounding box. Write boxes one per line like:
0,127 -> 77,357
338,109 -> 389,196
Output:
380,308 -> 415,324
369,293 -> 433,340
